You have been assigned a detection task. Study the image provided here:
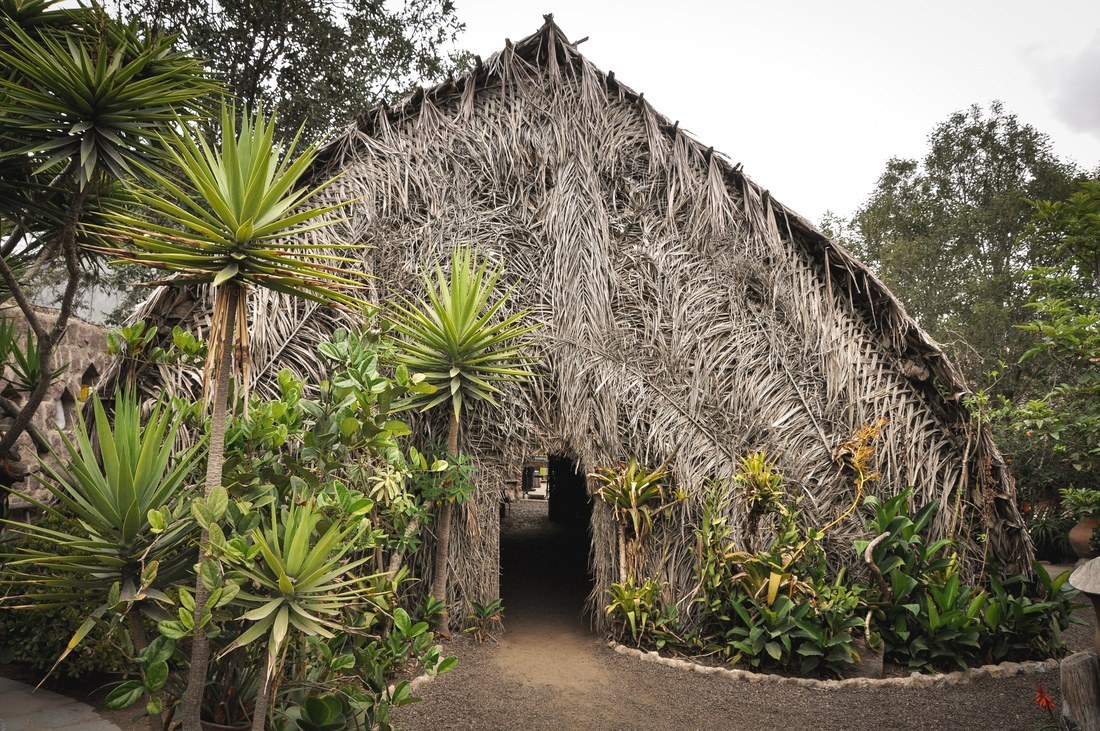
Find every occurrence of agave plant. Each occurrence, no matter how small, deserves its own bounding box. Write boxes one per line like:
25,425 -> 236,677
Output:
101,104 -> 367,729
218,499 -> 385,731
0,391 -> 203,680
387,246 -> 539,630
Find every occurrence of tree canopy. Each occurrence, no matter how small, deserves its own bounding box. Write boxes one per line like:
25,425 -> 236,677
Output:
1010,181 -> 1100,480
847,102 -> 1079,389
108,0 -> 467,141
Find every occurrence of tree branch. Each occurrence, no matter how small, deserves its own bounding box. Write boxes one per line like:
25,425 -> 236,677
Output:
0,248 -> 48,342
0,225 -> 24,258
0,182 -> 87,459
0,395 -> 50,454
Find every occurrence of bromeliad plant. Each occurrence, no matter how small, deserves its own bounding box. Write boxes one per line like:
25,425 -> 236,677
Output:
735,451 -> 785,517
593,457 -> 681,583
606,578 -> 669,647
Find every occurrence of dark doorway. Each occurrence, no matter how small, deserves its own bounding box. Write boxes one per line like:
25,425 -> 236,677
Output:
547,455 -> 591,527
499,455 -> 593,633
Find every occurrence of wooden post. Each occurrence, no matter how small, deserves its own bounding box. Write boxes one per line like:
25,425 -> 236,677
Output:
1062,650 -> 1100,731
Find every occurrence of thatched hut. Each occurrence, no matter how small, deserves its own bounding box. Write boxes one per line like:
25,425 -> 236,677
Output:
117,17 -> 1031,627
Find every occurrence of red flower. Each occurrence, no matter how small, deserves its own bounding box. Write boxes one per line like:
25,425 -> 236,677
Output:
1035,683 -> 1056,713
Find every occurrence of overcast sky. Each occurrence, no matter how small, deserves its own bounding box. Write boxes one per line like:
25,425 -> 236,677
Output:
454,0 -> 1100,224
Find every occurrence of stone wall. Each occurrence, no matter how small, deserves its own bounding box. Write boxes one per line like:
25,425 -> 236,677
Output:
0,305 -> 109,511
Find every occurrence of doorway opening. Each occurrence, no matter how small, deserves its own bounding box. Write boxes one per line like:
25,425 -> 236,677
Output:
499,454 -> 593,634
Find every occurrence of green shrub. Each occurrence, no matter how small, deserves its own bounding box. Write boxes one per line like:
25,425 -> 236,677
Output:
1023,502 -> 1075,563
982,563 -> 1080,663
651,479 -> 1076,677
0,511 -> 127,679
859,489 -> 1079,672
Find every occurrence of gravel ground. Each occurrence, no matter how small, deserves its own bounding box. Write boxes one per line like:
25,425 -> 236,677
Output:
393,633 -> 1068,731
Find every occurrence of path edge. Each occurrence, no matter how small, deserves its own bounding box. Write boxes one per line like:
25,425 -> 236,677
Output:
610,642 -> 1061,689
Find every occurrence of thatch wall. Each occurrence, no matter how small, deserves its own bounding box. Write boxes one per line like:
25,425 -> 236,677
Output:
112,18 -> 1031,627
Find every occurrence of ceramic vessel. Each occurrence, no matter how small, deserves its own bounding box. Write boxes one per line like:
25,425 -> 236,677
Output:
1068,515 -> 1100,559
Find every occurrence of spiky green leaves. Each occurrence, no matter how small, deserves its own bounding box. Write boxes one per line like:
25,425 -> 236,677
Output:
101,105 -> 366,308
387,247 -> 539,419
218,501 -> 382,686
0,391 -> 203,676
0,4 -> 216,187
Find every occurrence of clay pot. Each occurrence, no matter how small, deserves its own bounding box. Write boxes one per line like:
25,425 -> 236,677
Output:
1068,515 -> 1100,559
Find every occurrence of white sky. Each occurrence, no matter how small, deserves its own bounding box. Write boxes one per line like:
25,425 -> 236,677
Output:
454,0 -> 1100,224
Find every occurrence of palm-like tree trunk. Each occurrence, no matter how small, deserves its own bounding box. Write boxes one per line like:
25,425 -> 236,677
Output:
180,284 -> 240,731
430,410 -> 460,633
251,651 -> 276,731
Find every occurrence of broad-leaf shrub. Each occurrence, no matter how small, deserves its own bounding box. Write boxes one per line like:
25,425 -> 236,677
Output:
609,465 -> 1080,677
4,328 -> 457,727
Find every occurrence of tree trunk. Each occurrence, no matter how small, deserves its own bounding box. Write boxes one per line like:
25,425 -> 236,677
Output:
0,183 -> 86,460
179,285 -> 240,731
250,651 -> 276,731
430,410 -> 460,633
1062,650 -> 1100,731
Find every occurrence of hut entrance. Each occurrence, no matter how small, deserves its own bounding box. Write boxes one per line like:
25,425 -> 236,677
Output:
499,455 -> 593,638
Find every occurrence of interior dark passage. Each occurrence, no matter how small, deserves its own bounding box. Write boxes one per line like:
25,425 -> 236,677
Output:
499,455 -> 593,634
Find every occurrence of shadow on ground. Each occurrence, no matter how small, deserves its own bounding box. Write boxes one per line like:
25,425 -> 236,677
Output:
495,500 -> 602,692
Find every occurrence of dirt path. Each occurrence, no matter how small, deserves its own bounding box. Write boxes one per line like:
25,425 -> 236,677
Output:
491,497 -> 604,694
392,500 -> 1086,731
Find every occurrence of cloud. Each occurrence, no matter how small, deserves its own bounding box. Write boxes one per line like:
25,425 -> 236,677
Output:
1041,32 -> 1100,137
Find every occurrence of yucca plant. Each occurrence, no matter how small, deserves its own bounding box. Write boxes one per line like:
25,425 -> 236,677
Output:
101,105 -> 366,730
387,246 -> 539,631
0,9 -> 214,186
218,499 -> 385,731
0,391 -> 203,681
0,0 -> 215,475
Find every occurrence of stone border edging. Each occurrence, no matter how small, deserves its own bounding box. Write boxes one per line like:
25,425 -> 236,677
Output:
391,650 -> 450,697
407,671 -> 437,693
610,642 -> 1061,689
